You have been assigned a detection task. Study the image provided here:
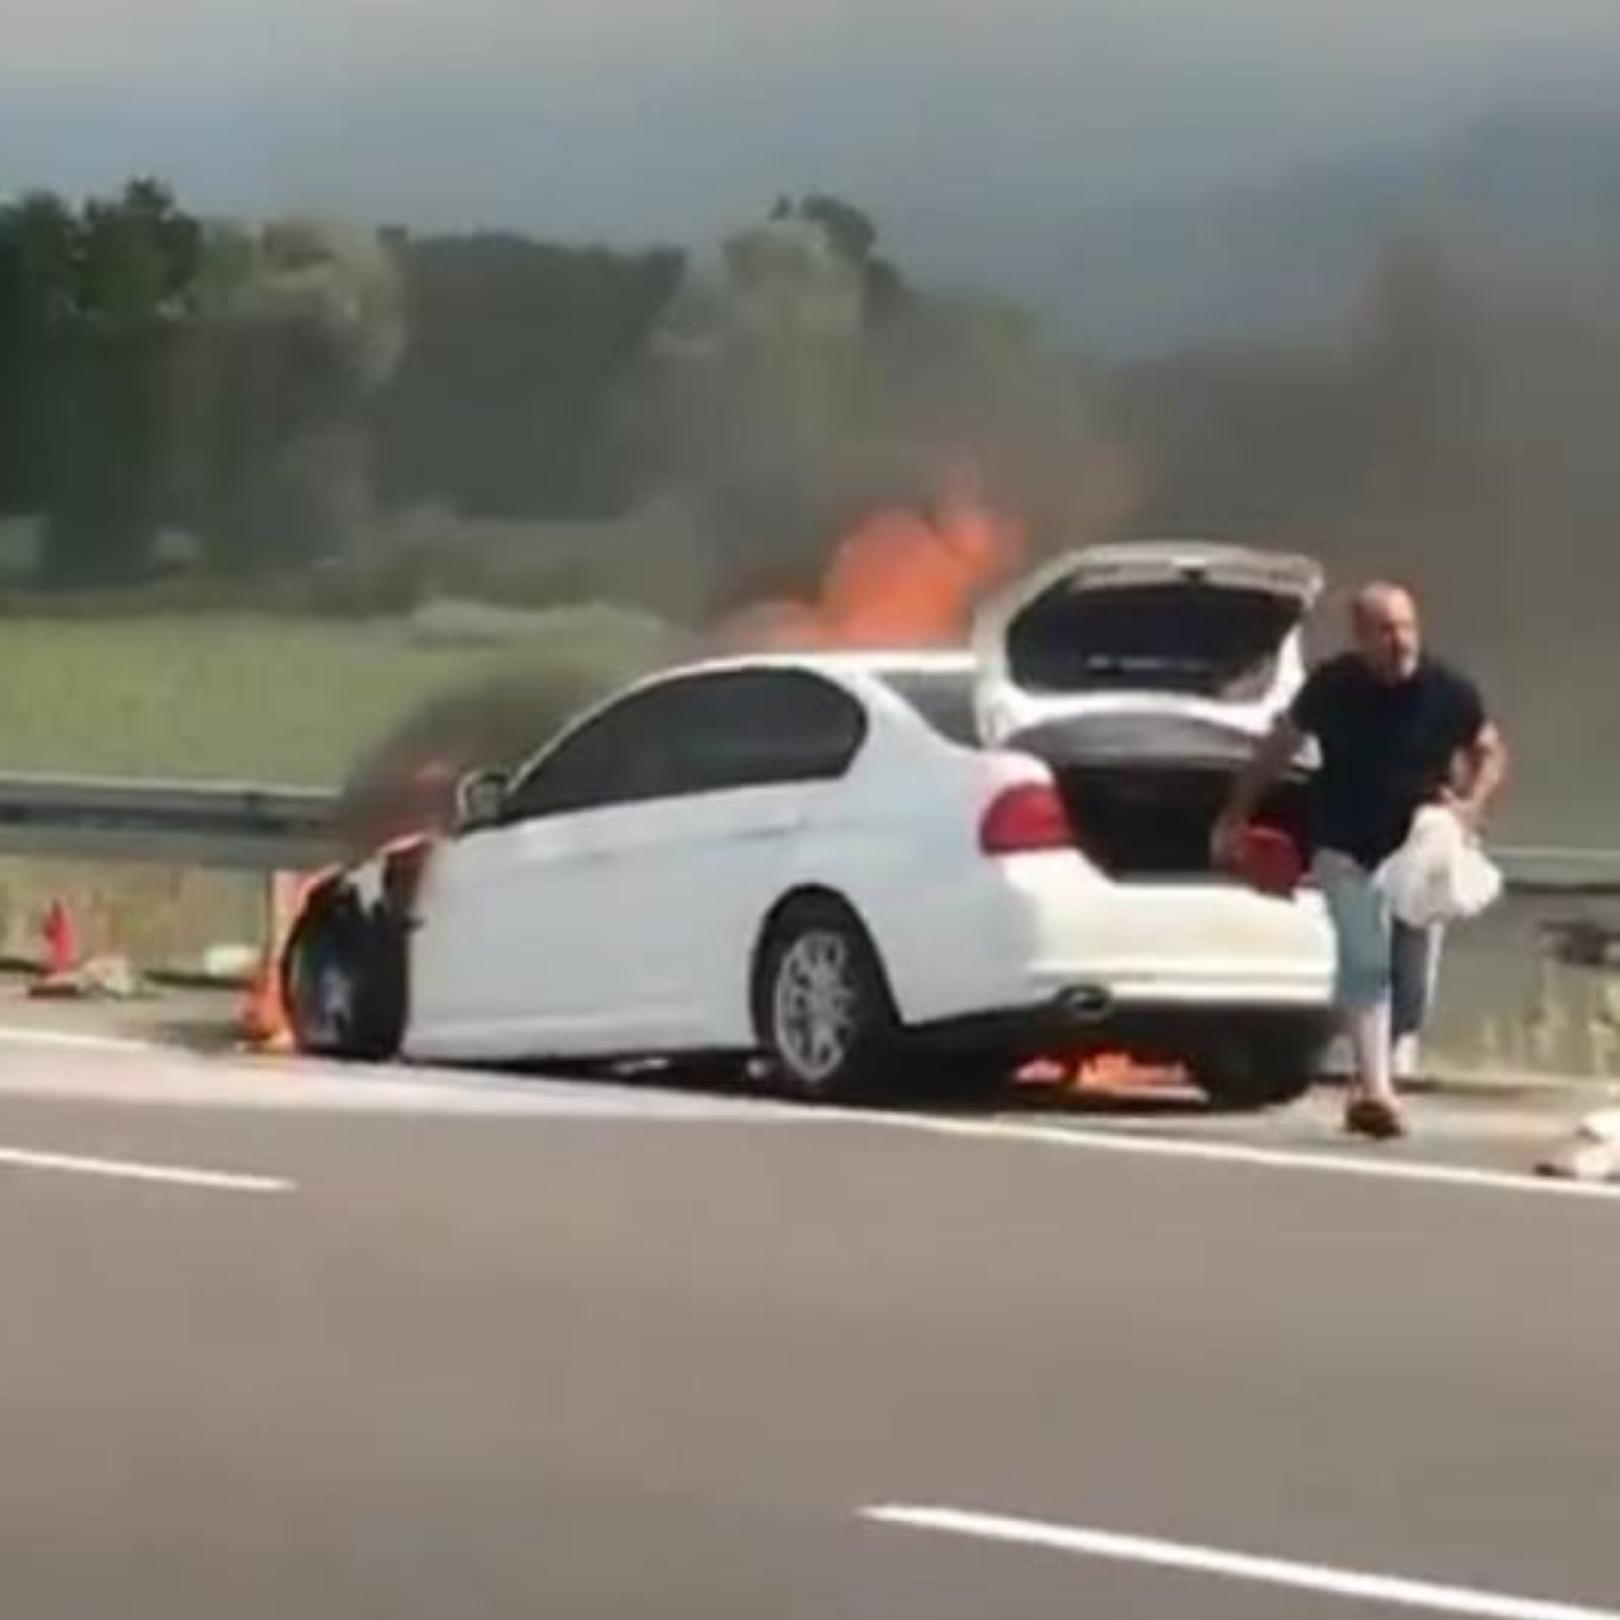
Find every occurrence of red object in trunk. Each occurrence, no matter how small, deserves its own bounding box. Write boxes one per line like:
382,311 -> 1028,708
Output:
1233,824 -> 1305,897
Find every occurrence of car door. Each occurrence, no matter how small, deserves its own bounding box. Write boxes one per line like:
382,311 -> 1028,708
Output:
552,669 -> 870,1052
406,691 -> 667,1062
411,669 -> 870,1061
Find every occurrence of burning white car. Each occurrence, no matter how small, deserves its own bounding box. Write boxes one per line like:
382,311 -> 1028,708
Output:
282,540 -> 1335,1104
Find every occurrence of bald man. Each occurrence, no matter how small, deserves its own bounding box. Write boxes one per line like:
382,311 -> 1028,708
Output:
1215,583 -> 1508,1139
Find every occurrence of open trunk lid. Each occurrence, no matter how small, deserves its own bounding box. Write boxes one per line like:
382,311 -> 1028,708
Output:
975,540 -> 1323,739
974,542 -> 1323,879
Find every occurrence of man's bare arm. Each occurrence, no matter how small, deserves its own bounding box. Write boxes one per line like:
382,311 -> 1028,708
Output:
1447,720 -> 1509,830
1212,713 -> 1306,865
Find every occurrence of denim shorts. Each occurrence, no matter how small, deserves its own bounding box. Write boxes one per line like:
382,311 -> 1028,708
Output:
1314,848 -> 1442,1028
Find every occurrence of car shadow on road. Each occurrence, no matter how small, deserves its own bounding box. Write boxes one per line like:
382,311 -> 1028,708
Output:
150,1015 -> 247,1055
110,996 -> 1227,1121
501,1051 -> 1218,1121
997,1084 -> 1213,1119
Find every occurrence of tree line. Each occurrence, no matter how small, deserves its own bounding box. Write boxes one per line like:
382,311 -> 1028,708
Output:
7,175 -> 1610,644
0,180 -> 702,586
0,180 -> 937,594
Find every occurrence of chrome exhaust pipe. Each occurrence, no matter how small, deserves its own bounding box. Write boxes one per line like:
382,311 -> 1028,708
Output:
1058,985 -> 1114,1024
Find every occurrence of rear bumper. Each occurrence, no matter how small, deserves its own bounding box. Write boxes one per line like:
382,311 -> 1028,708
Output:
911,990 -> 1334,1062
1005,855 -> 1334,996
1021,965 -> 1332,1013
871,850 -> 1336,1030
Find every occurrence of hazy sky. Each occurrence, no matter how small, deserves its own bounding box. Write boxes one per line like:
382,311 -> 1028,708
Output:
4,0 -> 1618,281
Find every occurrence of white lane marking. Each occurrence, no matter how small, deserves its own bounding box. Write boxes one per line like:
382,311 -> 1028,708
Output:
0,1026 -> 164,1056
0,1145 -> 293,1194
862,1506 -> 1620,1620
0,1019 -> 1594,1196
853,1113 -> 1620,1203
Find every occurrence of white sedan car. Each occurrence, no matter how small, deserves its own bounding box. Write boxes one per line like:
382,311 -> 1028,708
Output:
284,542 -> 1336,1103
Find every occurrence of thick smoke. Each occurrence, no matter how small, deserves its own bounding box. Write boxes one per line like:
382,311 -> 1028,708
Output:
630,207 -> 1137,618
336,206 -> 1139,837
178,214 -> 406,570
1109,231 -> 1620,842
348,205 -> 1620,844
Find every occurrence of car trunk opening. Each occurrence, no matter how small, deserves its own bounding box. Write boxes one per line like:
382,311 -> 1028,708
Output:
1053,764 -> 1307,878
1009,713 -> 1311,879
1004,578 -> 1309,699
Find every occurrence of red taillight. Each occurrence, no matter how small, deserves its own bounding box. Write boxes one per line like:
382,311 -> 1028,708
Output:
979,781 -> 1073,855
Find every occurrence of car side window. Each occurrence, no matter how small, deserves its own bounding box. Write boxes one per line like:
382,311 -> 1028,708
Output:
500,670 -> 867,822
672,671 -> 867,793
500,689 -> 675,822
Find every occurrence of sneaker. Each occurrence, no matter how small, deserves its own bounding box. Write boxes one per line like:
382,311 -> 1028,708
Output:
1392,1034 -> 1421,1082
1344,1095 -> 1408,1141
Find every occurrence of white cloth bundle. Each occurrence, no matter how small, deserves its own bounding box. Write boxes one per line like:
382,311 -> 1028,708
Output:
1374,804 -> 1503,928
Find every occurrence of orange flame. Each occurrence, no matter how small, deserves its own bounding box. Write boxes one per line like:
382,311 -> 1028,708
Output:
1071,1052 -> 1189,1092
1014,1050 -> 1191,1094
720,472 -> 1024,651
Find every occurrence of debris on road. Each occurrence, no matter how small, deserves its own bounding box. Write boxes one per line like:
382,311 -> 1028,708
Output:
1536,1106 -> 1620,1181
202,943 -> 261,983
27,953 -> 156,1002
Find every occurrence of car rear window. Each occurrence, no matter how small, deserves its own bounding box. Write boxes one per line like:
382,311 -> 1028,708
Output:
879,670 -> 983,748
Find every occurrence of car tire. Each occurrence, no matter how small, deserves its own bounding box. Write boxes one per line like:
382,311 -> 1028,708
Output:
752,897 -> 901,1103
1193,1013 -> 1329,1111
282,891 -> 406,1062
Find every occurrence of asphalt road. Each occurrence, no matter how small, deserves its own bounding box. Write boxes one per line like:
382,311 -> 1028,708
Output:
1,1016 -> 1617,1619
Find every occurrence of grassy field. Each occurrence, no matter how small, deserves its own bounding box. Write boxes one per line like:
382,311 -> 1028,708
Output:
0,607 -> 684,786
0,603 -> 685,967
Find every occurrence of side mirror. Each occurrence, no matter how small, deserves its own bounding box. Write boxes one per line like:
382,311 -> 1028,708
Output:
454,769 -> 508,831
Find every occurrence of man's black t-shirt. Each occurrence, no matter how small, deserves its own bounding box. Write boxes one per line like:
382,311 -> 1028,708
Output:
1289,654 -> 1487,869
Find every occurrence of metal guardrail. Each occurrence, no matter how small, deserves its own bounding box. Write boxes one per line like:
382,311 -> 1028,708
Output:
0,774 -> 340,871
1493,847 -> 1620,897
0,772 -> 1613,891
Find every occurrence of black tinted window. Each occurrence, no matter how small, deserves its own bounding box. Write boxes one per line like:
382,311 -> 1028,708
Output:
677,671 -> 866,790
502,688 -> 675,819
879,670 -> 982,748
503,670 -> 864,819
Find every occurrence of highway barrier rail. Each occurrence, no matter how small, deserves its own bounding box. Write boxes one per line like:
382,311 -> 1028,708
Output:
1489,846 -> 1620,898
0,773 -> 1609,1076
0,773 -> 340,872
0,771 -> 1613,893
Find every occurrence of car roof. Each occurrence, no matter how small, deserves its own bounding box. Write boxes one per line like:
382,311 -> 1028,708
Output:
648,649 -> 979,684
1074,538 -> 1310,570
506,647 -> 977,782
